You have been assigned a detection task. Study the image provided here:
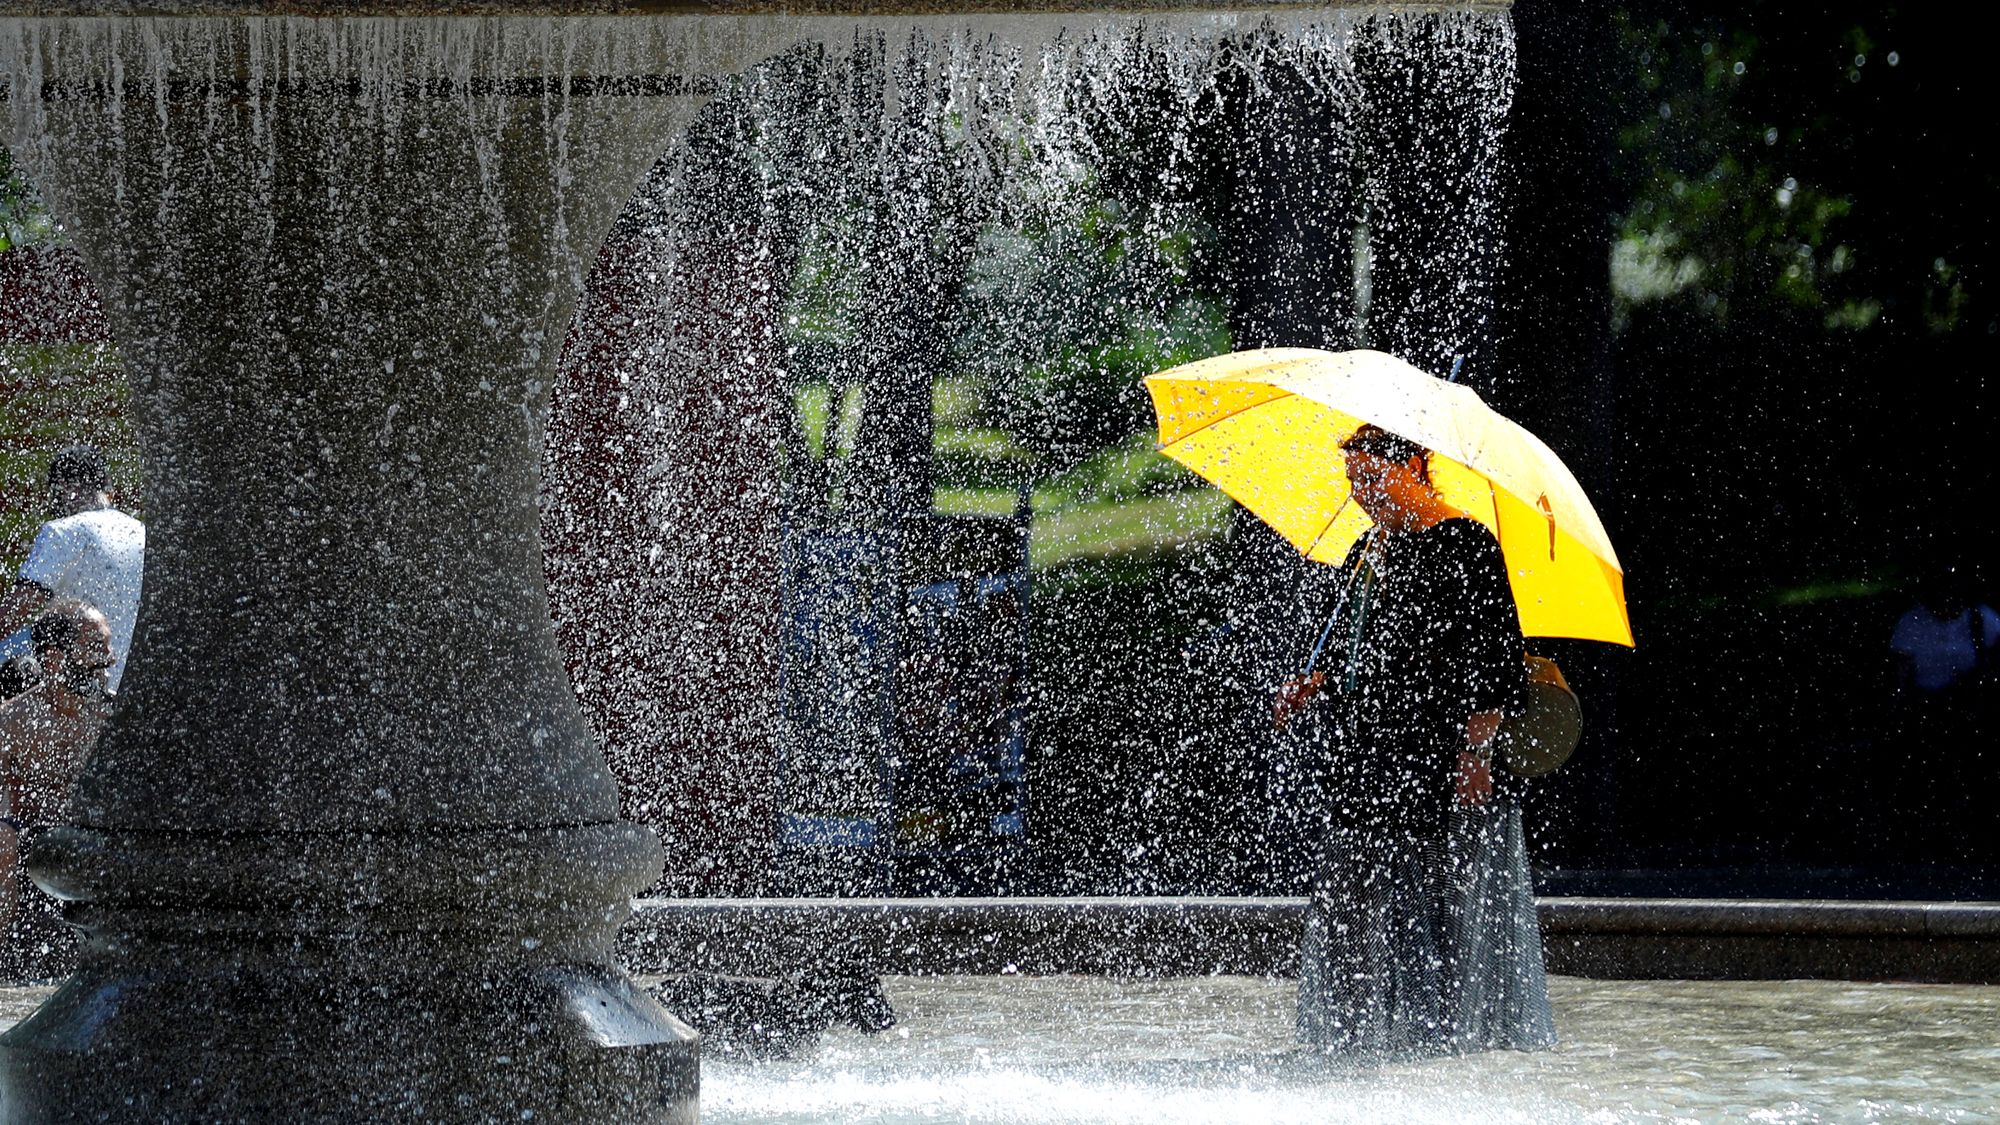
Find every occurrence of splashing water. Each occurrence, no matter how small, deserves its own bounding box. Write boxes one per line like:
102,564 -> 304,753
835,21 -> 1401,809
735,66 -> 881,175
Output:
1,9 -> 1517,892
693,974 -> 2000,1124
534,10 -> 1518,897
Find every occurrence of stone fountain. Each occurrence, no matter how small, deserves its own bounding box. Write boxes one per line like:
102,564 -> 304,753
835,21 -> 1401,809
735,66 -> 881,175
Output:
0,1 -> 1505,1120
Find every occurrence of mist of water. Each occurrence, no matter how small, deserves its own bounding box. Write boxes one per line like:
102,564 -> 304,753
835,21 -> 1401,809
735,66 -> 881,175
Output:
2,7 -> 1514,888
530,10 -> 1517,896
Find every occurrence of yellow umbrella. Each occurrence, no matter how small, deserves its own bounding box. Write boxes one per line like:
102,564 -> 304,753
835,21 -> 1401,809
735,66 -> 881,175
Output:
1145,347 -> 1632,647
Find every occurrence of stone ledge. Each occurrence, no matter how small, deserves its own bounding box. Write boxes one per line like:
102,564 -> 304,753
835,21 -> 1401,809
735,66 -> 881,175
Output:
0,2 -> 1513,16
1540,897 -> 2000,938
619,896 -> 2000,984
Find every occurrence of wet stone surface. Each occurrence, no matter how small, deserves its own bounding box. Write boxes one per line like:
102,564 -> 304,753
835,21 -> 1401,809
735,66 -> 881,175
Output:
0,986 -> 49,1032
5,974 -> 1996,1122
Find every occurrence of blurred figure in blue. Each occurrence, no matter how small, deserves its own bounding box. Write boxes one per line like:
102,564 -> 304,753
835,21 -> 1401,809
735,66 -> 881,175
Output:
1887,560 -> 1997,861
1890,565 -> 1998,699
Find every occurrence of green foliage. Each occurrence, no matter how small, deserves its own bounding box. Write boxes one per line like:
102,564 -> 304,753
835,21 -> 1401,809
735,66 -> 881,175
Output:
930,188 -> 1234,584
1027,489 -> 1230,576
780,221 -> 872,391
954,194 -> 1232,474
0,148 -> 55,254
1039,429 -> 1204,507
1609,13 -> 1870,329
0,344 -> 139,573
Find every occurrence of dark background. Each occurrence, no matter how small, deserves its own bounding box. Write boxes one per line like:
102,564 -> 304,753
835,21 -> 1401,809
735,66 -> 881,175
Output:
1497,0 -> 1995,895
1024,0 -> 1997,899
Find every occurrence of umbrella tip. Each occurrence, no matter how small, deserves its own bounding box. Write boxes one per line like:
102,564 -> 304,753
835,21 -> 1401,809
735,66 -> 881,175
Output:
1447,356 -> 1467,383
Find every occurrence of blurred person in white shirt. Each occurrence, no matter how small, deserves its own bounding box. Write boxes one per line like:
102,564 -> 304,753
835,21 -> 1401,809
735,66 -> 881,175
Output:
0,445 -> 145,694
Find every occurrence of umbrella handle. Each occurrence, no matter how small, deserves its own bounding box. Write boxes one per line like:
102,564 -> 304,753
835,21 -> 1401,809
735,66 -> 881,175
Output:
1300,529 -> 1374,678
1302,608 -> 1340,678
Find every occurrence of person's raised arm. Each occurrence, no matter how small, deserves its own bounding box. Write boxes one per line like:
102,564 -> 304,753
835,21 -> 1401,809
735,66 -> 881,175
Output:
1274,532 -> 1374,728
1272,671 -> 1327,727
5,518 -> 80,642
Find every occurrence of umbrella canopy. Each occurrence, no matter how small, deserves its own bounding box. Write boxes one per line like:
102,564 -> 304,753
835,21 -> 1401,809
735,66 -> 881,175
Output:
1145,347 -> 1632,647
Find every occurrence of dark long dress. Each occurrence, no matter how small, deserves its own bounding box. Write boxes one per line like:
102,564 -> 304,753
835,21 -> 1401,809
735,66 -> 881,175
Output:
1294,517 -> 1556,1058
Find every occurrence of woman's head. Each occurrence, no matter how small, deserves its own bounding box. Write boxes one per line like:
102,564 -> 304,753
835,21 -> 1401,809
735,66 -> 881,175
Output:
1338,424 -> 1427,470
1340,424 -> 1436,526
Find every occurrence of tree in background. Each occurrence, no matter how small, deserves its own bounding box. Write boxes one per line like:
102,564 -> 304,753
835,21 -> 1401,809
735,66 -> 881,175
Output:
0,148 -> 53,253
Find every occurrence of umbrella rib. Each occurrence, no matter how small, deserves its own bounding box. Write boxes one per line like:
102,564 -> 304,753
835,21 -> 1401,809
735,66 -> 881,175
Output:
1155,385 -> 1299,455
1302,492 -> 1355,561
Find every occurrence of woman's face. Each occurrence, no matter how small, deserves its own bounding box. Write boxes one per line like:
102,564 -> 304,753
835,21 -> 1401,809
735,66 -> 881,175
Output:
1344,449 -> 1423,523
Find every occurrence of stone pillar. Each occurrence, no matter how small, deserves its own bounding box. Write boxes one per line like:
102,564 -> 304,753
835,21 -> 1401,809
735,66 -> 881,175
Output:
0,18 -> 729,1121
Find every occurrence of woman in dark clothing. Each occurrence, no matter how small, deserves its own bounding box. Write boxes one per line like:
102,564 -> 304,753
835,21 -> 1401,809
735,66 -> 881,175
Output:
1276,424 -> 1555,1059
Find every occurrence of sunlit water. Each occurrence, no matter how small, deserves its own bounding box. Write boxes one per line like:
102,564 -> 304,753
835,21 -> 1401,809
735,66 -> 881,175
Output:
703,975 -> 2000,1124
4,973 -> 1996,1120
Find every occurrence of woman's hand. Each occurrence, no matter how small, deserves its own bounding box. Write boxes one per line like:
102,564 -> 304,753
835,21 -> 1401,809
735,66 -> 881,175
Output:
1272,672 -> 1327,728
1457,709 -> 1503,806
1466,709 -> 1503,748
1456,749 -> 1494,807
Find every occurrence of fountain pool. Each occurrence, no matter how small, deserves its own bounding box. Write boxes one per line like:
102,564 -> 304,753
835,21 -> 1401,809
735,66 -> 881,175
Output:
682,974 -> 2000,1124
9,973 -> 1989,1123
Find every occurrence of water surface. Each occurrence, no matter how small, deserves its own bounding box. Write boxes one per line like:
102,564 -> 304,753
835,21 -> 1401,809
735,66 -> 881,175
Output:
706,975 -> 2000,1124
5,974 -> 1995,1122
